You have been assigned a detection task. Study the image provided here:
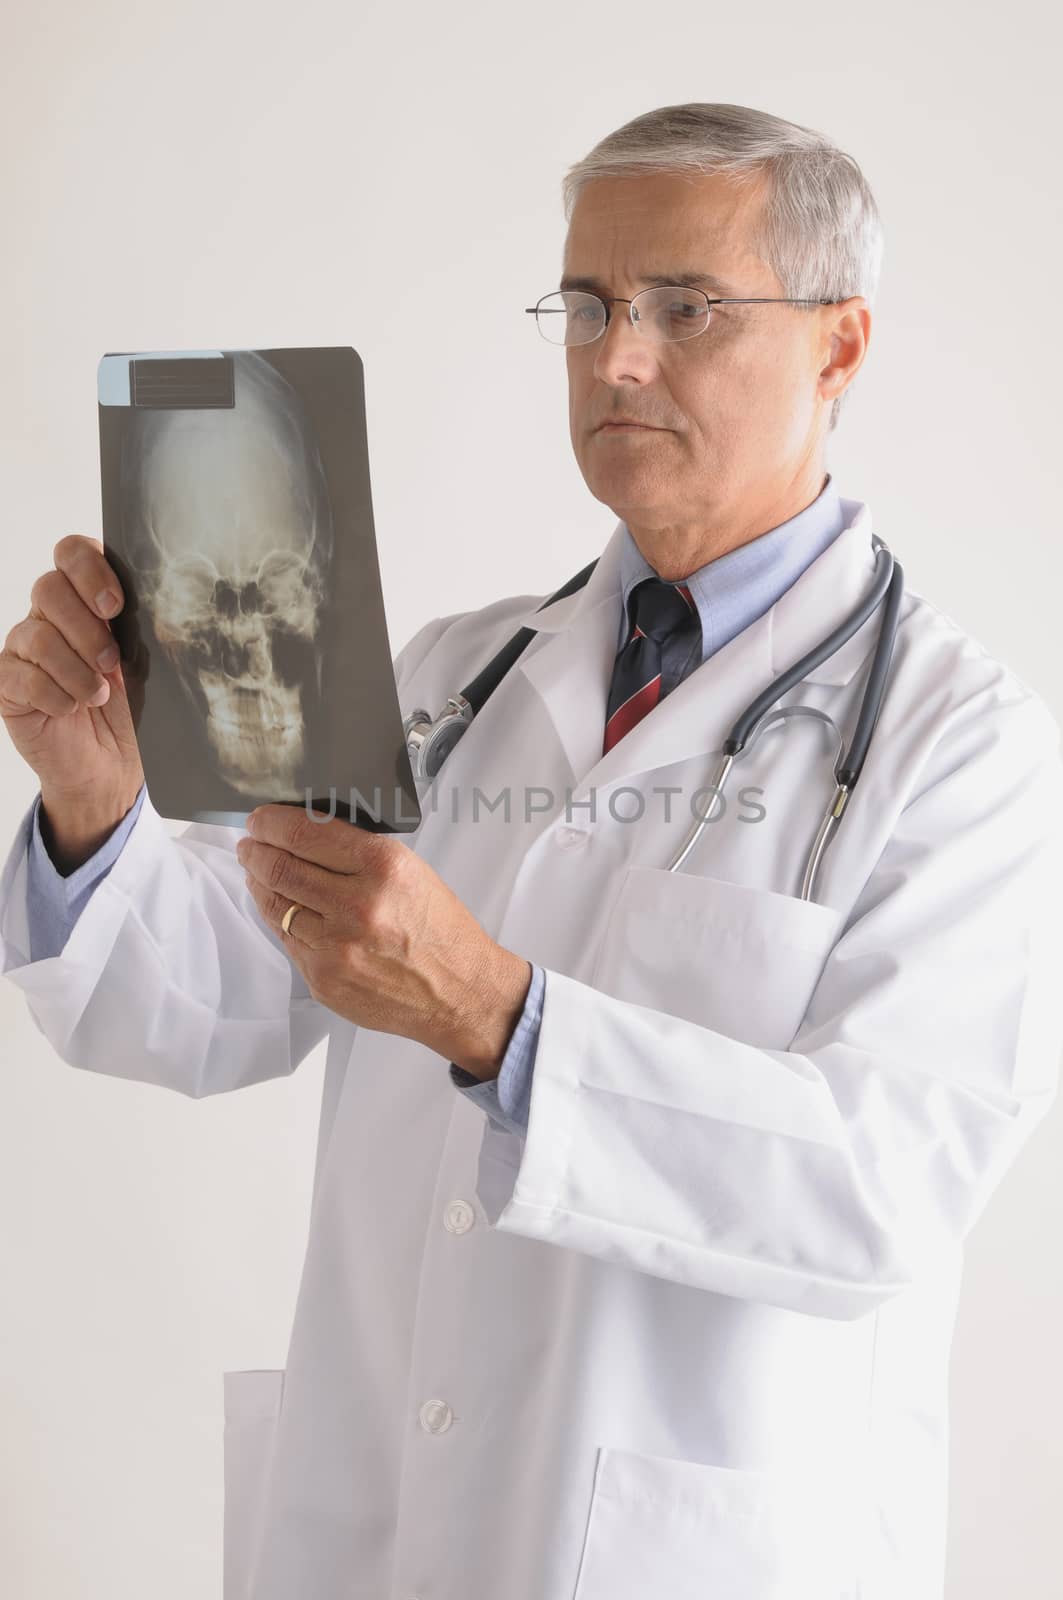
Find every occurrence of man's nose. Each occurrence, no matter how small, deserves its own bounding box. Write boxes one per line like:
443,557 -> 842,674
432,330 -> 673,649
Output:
591,303 -> 660,379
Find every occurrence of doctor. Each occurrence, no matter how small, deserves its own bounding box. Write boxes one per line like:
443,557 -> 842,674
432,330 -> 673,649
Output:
2,101 -> 1063,1600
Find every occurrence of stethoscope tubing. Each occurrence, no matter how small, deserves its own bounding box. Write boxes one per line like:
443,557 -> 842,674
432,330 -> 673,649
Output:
406,534 -> 905,906
665,537 -> 904,898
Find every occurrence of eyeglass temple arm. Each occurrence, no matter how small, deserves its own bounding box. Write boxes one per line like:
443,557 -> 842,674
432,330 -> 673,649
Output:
524,297 -> 838,312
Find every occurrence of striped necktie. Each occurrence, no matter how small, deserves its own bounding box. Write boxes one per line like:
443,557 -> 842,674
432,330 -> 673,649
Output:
603,576 -> 703,755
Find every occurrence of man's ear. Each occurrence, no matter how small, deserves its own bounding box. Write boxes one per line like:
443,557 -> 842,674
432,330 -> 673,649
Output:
819,299 -> 870,404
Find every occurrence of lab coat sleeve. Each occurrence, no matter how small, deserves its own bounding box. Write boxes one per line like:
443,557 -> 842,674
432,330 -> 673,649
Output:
0,609 -> 461,1099
488,691 -> 1063,1321
0,778 -> 333,1096
449,961 -> 545,1135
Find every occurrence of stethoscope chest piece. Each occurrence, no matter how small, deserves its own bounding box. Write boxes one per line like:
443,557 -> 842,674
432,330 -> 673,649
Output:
404,695 -> 474,780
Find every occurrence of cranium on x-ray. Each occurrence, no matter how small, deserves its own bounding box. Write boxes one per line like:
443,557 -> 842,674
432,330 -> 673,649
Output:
120,353 -> 334,799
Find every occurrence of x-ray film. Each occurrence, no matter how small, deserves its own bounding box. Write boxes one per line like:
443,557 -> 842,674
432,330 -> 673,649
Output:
97,347 -> 421,831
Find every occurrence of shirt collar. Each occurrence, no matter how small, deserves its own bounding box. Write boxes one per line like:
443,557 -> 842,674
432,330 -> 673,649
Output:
617,473 -> 846,661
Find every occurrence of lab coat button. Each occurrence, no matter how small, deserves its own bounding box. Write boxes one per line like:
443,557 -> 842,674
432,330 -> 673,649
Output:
555,825 -> 588,849
444,1199 -> 475,1234
419,1398 -> 453,1433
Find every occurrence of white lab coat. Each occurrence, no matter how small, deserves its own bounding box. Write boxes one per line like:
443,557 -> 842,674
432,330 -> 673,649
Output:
3,497 -> 1062,1600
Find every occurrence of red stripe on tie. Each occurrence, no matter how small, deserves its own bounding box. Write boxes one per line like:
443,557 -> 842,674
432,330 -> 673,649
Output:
603,674 -> 662,753
675,582 -> 695,612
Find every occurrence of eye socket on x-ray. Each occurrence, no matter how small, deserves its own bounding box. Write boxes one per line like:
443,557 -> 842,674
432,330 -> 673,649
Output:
265,626 -> 316,689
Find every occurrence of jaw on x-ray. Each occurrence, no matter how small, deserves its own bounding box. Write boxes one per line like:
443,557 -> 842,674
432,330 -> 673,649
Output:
97,347 -> 421,830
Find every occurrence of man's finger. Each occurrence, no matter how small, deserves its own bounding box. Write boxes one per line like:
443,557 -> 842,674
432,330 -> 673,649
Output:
244,871 -> 327,946
246,803 -> 383,871
238,836 -> 348,918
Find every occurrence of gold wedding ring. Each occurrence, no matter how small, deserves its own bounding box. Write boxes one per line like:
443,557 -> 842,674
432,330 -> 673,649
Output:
281,902 -> 302,937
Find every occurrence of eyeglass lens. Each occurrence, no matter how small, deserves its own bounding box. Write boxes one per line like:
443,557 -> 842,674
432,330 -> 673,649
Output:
534,287 -> 711,346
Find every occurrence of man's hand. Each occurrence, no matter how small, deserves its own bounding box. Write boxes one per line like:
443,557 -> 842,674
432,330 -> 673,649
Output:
236,804 -> 532,1080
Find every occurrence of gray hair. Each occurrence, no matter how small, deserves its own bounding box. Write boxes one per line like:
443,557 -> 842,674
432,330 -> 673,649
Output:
561,103 -> 884,432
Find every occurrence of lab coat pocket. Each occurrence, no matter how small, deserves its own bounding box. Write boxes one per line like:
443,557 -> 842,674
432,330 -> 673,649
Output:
571,1445 -> 864,1600
223,1368 -> 285,1600
591,867 -> 845,1049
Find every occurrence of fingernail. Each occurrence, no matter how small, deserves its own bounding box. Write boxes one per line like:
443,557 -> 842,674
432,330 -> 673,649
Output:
97,643 -> 119,671
96,591 -> 119,617
87,681 -> 110,706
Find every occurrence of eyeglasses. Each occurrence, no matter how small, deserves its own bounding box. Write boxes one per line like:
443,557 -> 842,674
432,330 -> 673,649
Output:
524,287 -> 837,346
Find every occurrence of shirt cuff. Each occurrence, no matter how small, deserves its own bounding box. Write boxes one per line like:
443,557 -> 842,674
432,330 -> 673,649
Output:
448,962 -> 546,1137
25,782 -> 146,962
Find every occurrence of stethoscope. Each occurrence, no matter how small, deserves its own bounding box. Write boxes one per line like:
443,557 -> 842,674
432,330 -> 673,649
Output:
404,535 -> 904,905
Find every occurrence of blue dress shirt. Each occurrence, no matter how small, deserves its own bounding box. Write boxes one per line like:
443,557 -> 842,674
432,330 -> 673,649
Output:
22,475 -> 845,1140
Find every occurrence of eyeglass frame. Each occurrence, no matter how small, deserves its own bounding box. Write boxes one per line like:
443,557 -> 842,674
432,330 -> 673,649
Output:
524,286 -> 840,344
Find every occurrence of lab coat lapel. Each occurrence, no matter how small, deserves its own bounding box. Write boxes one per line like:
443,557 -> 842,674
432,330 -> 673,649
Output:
511,499 -> 884,793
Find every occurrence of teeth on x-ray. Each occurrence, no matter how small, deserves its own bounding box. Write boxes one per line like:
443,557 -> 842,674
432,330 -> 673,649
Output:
120,352 -> 335,800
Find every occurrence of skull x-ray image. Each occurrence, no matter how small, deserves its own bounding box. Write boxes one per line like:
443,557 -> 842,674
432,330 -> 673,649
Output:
97,347 -> 421,831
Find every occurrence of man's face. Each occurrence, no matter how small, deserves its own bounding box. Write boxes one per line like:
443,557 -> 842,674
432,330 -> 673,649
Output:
562,170 -> 865,565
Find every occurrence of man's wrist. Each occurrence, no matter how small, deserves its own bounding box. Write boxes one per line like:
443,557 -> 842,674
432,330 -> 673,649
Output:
448,948 -> 533,1082
38,782 -> 142,876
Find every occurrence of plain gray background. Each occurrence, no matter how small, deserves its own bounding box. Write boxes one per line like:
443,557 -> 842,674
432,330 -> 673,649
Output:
1,1 -> 1060,1594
